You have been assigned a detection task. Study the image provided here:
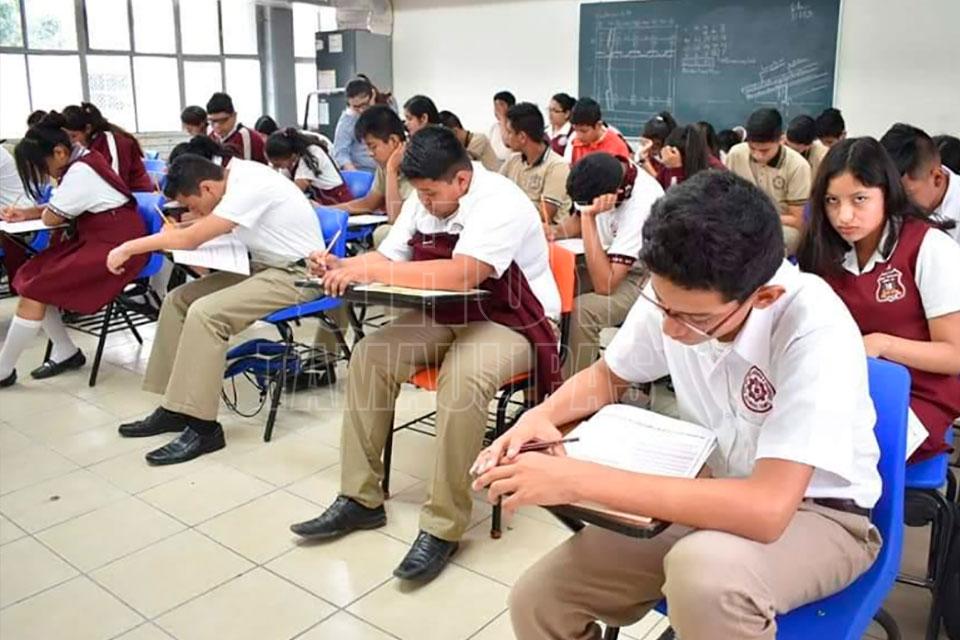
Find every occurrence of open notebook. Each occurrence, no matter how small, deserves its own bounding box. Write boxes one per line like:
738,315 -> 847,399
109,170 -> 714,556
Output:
563,404 -> 717,527
171,233 -> 250,276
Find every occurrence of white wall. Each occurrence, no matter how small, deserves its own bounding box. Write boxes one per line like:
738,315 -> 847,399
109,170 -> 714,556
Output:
392,0 -> 960,137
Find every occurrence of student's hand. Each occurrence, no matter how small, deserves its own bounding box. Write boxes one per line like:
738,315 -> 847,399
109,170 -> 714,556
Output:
470,410 -> 564,476
579,193 -> 618,219
106,244 -> 132,275
1,205 -> 39,222
343,162 -> 358,172
660,145 -> 682,168
637,137 -> 654,160
386,142 -> 406,173
542,223 -> 557,242
863,333 -> 892,358
322,264 -> 372,297
307,250 -> 340,277
473,453 -> 588,515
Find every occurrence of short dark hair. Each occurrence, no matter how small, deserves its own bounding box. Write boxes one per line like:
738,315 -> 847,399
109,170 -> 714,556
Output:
551,93 -> 577,112
786,115 -> 816,146
206,92 -> 235,115
640,170 -> 784,302
570,97 -> 603,126
506,102 -> 546,141
814,108 -> 845,139
400,125 -> 472,182
879,123 -> 940,179
345,79 -> 374,99
26,110 -> 47,126
493,91 -> 516,107
566,152 -> 624,204
934,134 -> 960,174
254,115 -> 279,136
164,154 -> 226,199
717,129 -> 741,153
168,136 -> 232,164
745,108 -> 783,143
403,95 -> 440,124
437,110 -> 464,130
355,105 -> 406,142
14,111 -> 72,201
180,105 -> 207,126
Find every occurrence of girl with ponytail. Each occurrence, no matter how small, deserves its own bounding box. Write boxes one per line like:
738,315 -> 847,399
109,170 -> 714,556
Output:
652,124 -> 725,189
265,128 -> 352,205
62,102 -> 152,191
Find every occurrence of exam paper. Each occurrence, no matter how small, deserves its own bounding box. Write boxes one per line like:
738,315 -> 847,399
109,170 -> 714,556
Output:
347,214 -> 389,227
554,238 -> 585,255
172,233 -> 250,276
0,219 -> 63,234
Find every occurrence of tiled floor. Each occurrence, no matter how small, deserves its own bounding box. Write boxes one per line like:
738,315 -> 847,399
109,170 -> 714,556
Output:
0,296 -> 951,639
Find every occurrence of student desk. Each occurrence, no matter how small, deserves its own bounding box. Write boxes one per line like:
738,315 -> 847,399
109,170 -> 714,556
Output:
546,504 -> 670,539
0,219 -> 67,254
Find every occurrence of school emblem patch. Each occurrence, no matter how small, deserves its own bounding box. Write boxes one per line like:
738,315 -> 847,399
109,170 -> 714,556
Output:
875,267 -> 906,303
741,366 -> 776,414
773,176 -> 786,190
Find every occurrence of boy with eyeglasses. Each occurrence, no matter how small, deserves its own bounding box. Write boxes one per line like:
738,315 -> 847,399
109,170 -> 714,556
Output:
206,92 -> 266,164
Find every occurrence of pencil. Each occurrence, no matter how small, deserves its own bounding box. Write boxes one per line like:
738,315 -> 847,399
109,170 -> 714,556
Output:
320,228 -> 342,259
517,437 -> 579,453
154,203 -> 175,228
539,195 -> 551,226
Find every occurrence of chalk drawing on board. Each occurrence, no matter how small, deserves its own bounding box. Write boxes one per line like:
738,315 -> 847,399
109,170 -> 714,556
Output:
740,57 -> 831,110
680,24 -> 756,75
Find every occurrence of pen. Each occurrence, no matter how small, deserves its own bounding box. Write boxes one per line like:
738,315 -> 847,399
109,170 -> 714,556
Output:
517,437 -> 579,453
319,228 -> 342,259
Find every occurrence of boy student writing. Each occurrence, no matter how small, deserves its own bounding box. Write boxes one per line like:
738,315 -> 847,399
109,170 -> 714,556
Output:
799,137 -> 960,461
784,114 -> 829,177
725,107 -> 812,255
499,102 -> 572,221
332,79 -> 380,172
439,110 -> 500,172
472,170 -> 882,640
206,92 -> 267,164
62,102 -> 153,192
488,90 -> 516,164
815,107 -> 846,147
105,154 -> 326,464
567,98 -> 632,165
180,106 -> 209,137
289,126 -> 561,583
881,123 -> 960,243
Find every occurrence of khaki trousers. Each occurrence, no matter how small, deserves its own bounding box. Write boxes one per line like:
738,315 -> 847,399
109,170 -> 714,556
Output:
340,311 -> 532,540
510,501 -> 881,640
143,265 -> 312,420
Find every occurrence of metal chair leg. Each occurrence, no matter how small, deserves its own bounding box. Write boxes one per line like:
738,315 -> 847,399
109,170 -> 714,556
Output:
926,491 -> 956,640
88,301 -> 114,387
875,607 -> 902,640
382,424 -> 394,498
118,304 -> 143,344
490,389 -> 515,539
263,322 -> 294,442
602,626 -> 620,640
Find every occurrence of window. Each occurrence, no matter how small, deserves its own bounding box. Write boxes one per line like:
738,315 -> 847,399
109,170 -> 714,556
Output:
28,55 -> 83,109
183,61 -> 222,109
179,0 -> 220,55
319,6 -> 338,33
24,0 -> 77,50
295,62 -> 316,125
0,0 -> 23,47
133,57 -> 180,131
86,55 -> 136,130
224,58 -> 262,126
221,0 -> 257,55
85,0 -> 130,51
0,54 -> 30,137
131,0 -> 175,54
292,3 -> 320,58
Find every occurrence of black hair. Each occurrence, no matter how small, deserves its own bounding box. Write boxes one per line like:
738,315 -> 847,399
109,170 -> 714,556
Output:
506,102 -> 546,141
815,108 -> 845,139
205,92 -> 235,115
934,134 -> 960,174
493,91 -> 516,107
664,125 -> 711,179
695,121 -> 720,157
26,110 -> 47,126
180,105 -> 207,127
717,129 -> 741,154
786,115 -> 816,146
566,152 -> 624,204
640,170 -> 784,302
345,78 -> 374,100
879,123 -> 940,179
399,125 -> 472,182
62,102 -> 144,156
797,137 -> 952,277
437,110 -> 464,130
13,111 -> 73,201
265,127 -> 329,176
570,97 -> 603,127
641,111 -> 678,143
355,105 -> 406,142
163,154 -> 225,199
550,93 -> 577,112
168,135 -> 233,164
403,95 -> 440,124
355,73 -> 393,104
745,108 -> 783,143
255,115 -> 279,136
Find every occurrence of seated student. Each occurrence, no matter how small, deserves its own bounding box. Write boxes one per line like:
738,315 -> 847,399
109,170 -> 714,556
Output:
438,110 -> 500,172
0,113 -> 149,387
880,123 -> 960,243
695,121 -> 722,161
934,134 -> 960,174
180,106 -> 209,138
355,72 -> 398,112
488,90 -> 516,164
0,145 -> 37,294
254,115 -> 279,137
402,95 -> 440,135
499,102 -> 572,221
725,108 -> 811,255
815,107 -> 846,147
289,126 -> 561,583
62,102 -> 152,192
799,137 -> 960,461
784,114 -> 829,177
169,135 -> 233,167
648,124 -> 722,189
716,128 -> 741,162
567,98 -> 632,165
107,155 -> 325,464
206,92 -> 267,164
472,170 -> 883,640
332,79 -> 380,172
265,128 -> 351,205
546,153 -> 663,378
635,111 -> 678,173
546,93 -> 577,157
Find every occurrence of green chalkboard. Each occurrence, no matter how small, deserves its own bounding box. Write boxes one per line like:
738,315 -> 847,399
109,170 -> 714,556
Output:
579,0 -> 842,136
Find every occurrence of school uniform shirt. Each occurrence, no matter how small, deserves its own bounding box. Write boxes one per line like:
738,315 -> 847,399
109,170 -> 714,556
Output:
569,127 -> 632,165
88,131 -> 152,192
803,139 -> 830,178
464,132 -> 500,172
488,121 -> 512,162
934,165 -> 960,243
725,142 -> 811,214
332,108 -> 377,171
290,144 -> 345,192
586,169 -> 664,273
378,163 -> 561,321
0,146 -> 33,207
547,121 -> 573,157
212,159 -> 325,265
499,146 -> 572,218
47,147 -> 128,218
216,123 -> 267,164
605,261 -> 882,508
370,164 -> 414,202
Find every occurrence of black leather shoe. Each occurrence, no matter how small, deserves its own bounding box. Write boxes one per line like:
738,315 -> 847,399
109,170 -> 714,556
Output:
393,531 -> 459,582
119,407 -> 192,438
0,370 -> 16,389
30,350 -> 86,379
145,424 -> 225,465
290,496 -> 386,539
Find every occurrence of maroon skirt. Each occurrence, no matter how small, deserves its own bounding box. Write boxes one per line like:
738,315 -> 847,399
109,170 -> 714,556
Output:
13,205 -> 148,314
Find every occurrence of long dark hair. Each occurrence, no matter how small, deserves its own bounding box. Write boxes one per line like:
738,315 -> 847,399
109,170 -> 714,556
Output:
664,125 -> 710,179
13,111 -> 73,201
265,127 -> 331,177
403,95 -> 440,124
695,121 -> 721,158
641,111 -> 677,144
797,137 -> 953,277
169,135 -> 233,165
62,102 -> 144,156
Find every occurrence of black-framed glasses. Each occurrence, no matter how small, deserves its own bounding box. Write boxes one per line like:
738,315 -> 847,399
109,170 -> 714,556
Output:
638,287 -> 750,339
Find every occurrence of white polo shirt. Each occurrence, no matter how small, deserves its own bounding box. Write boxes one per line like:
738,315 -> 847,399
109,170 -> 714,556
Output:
589,169 -> 663,270
291,144 -> 344,191
47,147 -> 127,219
934,165 -> 960,244
378,163 -> 561,321
605,261 -> 882,508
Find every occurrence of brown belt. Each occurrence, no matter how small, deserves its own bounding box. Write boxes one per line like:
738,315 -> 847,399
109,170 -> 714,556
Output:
812,498 -> 871,518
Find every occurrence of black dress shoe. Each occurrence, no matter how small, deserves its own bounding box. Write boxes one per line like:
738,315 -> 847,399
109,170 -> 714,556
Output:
145,424 -> 225,465
393,531 -> 459,582
290,496 -> 386,539
0,370 -> 16,389
30,350 -> 86,380
119,407 -> 192,438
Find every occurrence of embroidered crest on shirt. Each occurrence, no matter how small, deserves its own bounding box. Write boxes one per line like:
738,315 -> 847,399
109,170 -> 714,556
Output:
741,366 -> 776,414
773,176 -> 786,190
875,267 -> 906,303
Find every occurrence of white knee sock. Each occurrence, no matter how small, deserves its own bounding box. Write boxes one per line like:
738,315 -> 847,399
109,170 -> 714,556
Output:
0,317 -> 42,378
42,308 -> 79,363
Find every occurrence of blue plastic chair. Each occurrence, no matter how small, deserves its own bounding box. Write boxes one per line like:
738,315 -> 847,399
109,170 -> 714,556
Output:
142,158 -> 166,174
143,150 -> 160,160
341,169 -> 375,199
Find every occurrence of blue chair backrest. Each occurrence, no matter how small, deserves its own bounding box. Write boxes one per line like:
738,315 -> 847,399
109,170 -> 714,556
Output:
37,183 -> 54,205
341,170 -> 375,199
315,206 -> 348,258
143,158 -> 166,173
143,150 -> 160,160
131,192 -> 166,279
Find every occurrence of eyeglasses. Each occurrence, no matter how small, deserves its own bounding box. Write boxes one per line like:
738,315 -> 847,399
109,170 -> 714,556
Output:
638,286 -> 749,339
208,115 -> 232,124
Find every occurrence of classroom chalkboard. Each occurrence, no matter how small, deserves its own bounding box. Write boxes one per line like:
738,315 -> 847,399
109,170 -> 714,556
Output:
579,0 -> 842,136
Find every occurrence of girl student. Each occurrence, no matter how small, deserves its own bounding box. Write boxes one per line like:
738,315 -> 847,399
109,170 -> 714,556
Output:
264,128 -> 352,205
798,137 -> 960,461
646,123 -> 723,189
636,110 -> 678,175
169,135 -> 234,167
62,102 -> 152,192
546,93 -> 576,157
0,113 -> 148,388
402,95 -> 440,135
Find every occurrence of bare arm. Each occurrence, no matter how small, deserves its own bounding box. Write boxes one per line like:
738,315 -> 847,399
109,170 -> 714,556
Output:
782,203 -> 806,230
107,214 -> 237,274
41,208 -> 67,226
549,213 -> 581,240
581,213 -> 630,295
338,192 -> 385,215
868,312 -> 960,375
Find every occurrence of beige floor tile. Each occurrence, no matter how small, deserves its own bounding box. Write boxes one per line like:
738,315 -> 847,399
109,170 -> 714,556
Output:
197,490 -> 319,563
155,568 -> 334,640
37,497 -> 185,571
0,386 -> 80,423
5,397 -> 117,441
71,363 -> 152,400
0,444 -> 78,495
380,482 -> 490,545
0,576 -> 142,640
46,424 -> 161,467
0,536 -> 79,607
219,431 -> 340,486
87,447 -> 214,495
298,611 -> 396,640
138,462 -> 274,525
0,469 -> 127,533
286,464 -> 420,509
267,530 -> 409,607
469,610 -> 513,640
287,411 -> 345,449
90,529 -> 252,617
455,513 -> 571,586
114,623 -> 175,640
349,562 -> 509,640
87,389 -> 163,420
0,513 -> 26,545
0,423 -> 32,455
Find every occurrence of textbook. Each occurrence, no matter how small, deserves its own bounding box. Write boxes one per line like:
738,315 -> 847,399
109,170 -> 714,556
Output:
553,238 -> 585,255
172,233 -> 250,276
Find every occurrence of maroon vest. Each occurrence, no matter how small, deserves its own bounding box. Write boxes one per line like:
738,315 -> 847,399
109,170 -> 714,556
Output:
90,132 -> 152,192
222,124 -> 267,164
74,151 -> 136,202
409,232 -> 562,402
823,218 -> 960,461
